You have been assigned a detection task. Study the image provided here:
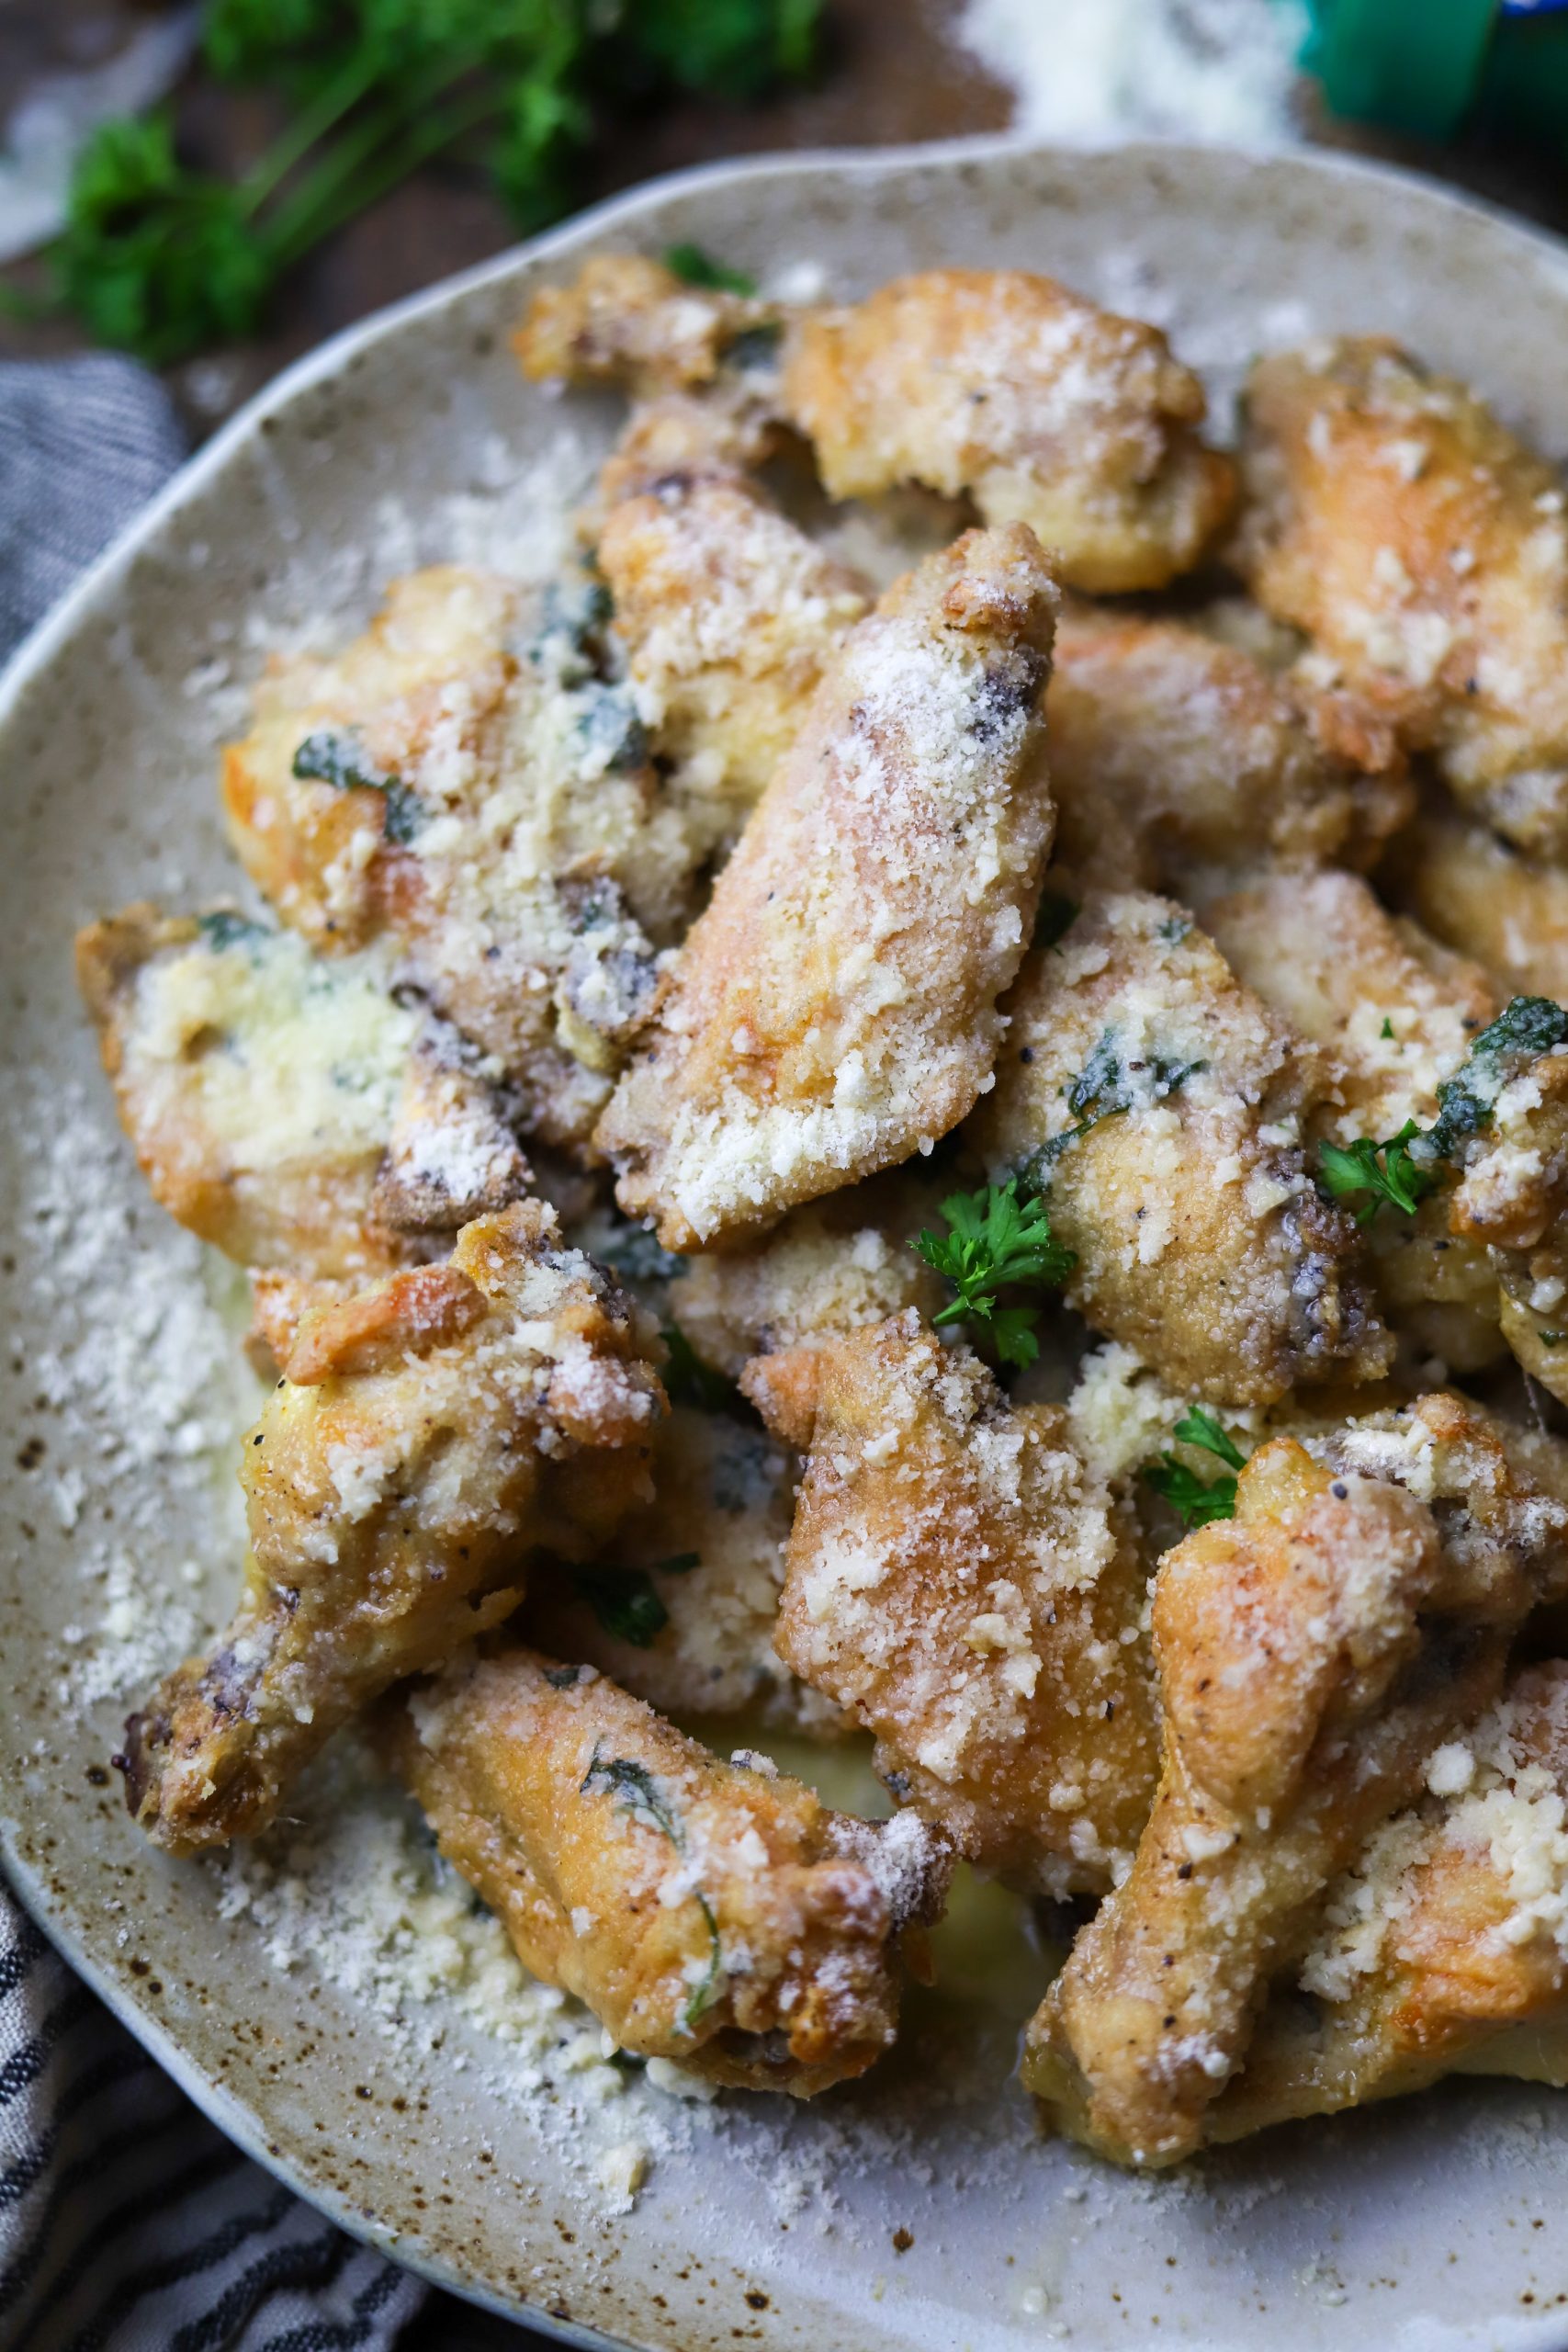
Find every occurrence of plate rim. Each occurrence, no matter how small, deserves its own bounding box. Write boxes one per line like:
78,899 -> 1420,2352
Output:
7,127 -> 1568,2350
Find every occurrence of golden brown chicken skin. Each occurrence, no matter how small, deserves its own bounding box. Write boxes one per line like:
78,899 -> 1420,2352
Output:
592,400 -> 872,847
782,269 -> 1235,594
1204,866 -> 1508,1375
1028,1396 -> 1568,2165
597,524 -> 1061,1250
118,1204 -> 665,1853
753,1313 -> 1158,1896
76,906 -> 531,1281
221,564 -> 699,1154
1400,801 -> 1568,1004
525,1402 -> 842,1734
671,1169 -> 945,1382
974,888 -> 1390,1406
1208,1661 -> 1568,2142
380,1645 -> 951,2093
1236,337 -> 1568,857
1045,609 -> 1411,898
513,254 -> 773,395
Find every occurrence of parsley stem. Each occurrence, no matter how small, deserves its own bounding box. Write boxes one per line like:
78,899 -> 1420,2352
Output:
235,49 -> 384,218
265,74 -> 499,268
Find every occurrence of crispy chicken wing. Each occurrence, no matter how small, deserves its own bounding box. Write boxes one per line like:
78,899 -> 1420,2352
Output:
221,563 -> 701,1152
76,905 -> 531,1279
525,1402 -> 842,1733
1236,338 -> 1568,856
973,888 -> 1390,1405
597,525 -> 1061,1249
671,1170 -> 944,1381
1400,801 -> 1568,1004
1028,1396 -> 1568,2165
513,254 -> 773,395
1046,610 -> 1410,897
1209,1661 -> 1568,2141
381,1645 -> 951,2093
118,1204 -> 665,1852
782,270 -> 1235,594
592,398 -> 872,844
755,1313 -> 1158,1896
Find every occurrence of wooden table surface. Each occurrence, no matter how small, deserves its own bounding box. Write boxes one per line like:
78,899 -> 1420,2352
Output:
4,4 -> 1566,2342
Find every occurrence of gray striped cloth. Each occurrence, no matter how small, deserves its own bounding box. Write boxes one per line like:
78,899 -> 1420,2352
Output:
1,353 -> 428,2352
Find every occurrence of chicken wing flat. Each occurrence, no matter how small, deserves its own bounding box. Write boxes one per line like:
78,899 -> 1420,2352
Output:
513,254 -> 774,395
381,1645 -> 951,2093
118,1203 -> 665,1852
1046,609 -> 1410,898
76,905 -> 531,1279
597,524 -> 1061,1250
1400,801 -> 1568,1004
755,1312 -> 1157,1896
1208,1661 -> 1568,2141
1028,1396 -> 1568,2165
1236,338 -> 1568,857
671,1170 -> 944,1382
782,270 -> 1235,594
525,1402 -> 842,1733
222,563 -> 701,1153
973,889 -> 1390,1405
592,398 -> 872,846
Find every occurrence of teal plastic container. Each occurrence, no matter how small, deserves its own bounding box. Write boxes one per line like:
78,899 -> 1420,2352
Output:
1304,0 -> 1568,142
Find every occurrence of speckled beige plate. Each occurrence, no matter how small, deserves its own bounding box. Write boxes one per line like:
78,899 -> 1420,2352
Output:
10,136 -> 1568,2352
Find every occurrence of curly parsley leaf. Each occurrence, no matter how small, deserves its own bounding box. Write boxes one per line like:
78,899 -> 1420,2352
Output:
914,1180 -> 1075,1365
1142,1408 -> 1249,1529
662,241 -> 757,295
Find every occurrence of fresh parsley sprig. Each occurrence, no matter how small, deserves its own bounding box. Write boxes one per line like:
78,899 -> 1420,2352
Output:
913,1180 -> 1075,1369
1142,1406 -> 1248,1530
1318,1120 -> 1431,1227
18,0 -> 818,368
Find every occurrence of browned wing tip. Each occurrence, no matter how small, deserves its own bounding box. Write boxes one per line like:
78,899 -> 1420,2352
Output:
113,1713 -> 158,1818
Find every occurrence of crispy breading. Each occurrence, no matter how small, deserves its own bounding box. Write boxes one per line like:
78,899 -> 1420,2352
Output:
380,1645 -> 951,2093
974,888 -> 1390,1405
1209,1662 -> 1568,2140
1204,866 -> 1508,1374
1235,338 -> 1568,856
513,254 -> 772,394
117,1204 -> 665,1853
221,563 -> 701,1153
1028,1396 -> 1568,2165
782,270 -> 1235,594
593,401 -> 872,843
671,1170 -> 945,1381
759,1314 -> 1158,1895
525,1403 -> 842,1733
597,525 -> 1061,1249
1400,802 -> 1568,1003
1046,610 -> 1411,896
75,905 -> 527,1279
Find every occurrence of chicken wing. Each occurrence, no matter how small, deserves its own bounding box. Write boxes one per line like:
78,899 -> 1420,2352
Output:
755,1312 -> 1158,1896
1235,338 -> 1568,857
1400,801 -> 1568,1004
221,563 -> 700,1152
782,270 -> 1235,594
380,1645 -> 951,2093
1045,609 -> 1410,898
76,905 -> 531,1279
597,525 -> 1061,1249
671,1170 -> 945,1382
525,1402 -> 842,1733
592,397 -> 871,845
1209,1661 -> 1568,2142
118,1203 -> 665,1852
513,254 -> 774,396
1028,1395 -> 1568,2165
972,888 -> 1390,1405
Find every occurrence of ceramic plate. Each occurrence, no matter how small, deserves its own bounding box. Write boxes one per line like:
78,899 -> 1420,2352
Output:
7,136 -> 1568,2352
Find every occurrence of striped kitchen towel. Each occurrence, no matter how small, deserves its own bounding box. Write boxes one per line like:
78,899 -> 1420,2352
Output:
1,351 -> 425,2351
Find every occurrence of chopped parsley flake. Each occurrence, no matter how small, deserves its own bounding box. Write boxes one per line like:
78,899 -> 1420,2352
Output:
580,1747 -> 723,2029
572,1564 -> 669,1648
663,242 -> 757,295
